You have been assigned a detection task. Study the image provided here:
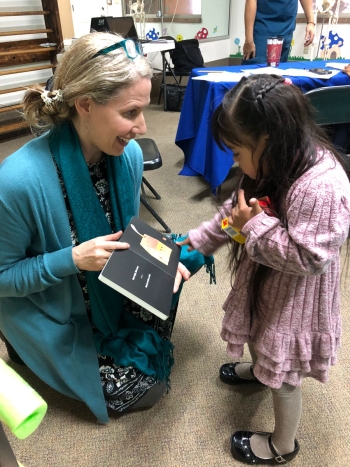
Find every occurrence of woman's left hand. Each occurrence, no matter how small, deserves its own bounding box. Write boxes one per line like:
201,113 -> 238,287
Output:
173,262 -> 191,293
229,189 -> 263,230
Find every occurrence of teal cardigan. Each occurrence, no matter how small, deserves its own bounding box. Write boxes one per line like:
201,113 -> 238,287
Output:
0,133 -> 143,423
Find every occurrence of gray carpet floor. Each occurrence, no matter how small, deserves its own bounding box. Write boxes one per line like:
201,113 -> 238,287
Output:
0,103 -> 350,467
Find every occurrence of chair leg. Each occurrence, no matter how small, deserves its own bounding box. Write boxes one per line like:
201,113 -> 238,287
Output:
142,177 -> 161,200
158,76 -> 164,106
161,53 -> 167,111
140,195 -> 171,233
158,87 -> 163,106
0,423 -> 21,467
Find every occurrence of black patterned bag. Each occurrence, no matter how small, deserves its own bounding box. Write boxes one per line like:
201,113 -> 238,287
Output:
162,84 -> 187,112
169,39 -> 204,73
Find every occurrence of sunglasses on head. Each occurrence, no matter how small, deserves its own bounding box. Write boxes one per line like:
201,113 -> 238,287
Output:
91,39 -> 143,60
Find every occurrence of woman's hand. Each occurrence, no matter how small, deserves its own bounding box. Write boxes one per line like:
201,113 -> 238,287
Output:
243,39 -> 256,60
304,23 -> 315,46
173,262 -> 191,293
72,232 -> 129,271
229,189 -> 262,230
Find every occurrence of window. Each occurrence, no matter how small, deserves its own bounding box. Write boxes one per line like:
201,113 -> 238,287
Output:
123,0 -> 230,41
124,0 -> 201,19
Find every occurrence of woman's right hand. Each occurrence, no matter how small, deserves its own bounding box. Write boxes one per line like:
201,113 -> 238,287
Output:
72,232 -> 129,271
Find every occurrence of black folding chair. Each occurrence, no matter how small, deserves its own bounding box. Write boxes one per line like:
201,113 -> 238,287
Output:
136,138 -> 171,233
305,85 -> 350,156
156,36 -> 190,111
0,424 -> 21,467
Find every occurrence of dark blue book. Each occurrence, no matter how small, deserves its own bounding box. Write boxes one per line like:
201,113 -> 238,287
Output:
99,217 -> 180,320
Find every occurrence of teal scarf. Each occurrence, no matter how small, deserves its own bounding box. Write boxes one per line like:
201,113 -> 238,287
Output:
49,121 -> 173,382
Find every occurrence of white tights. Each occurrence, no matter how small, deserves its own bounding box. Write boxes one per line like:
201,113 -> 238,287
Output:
246,343 -> 302,457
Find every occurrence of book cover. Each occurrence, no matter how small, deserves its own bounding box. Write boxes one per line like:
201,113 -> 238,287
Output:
98,216 -> 180,320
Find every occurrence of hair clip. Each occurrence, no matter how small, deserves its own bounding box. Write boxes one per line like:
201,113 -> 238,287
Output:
41,89 -> 63,106
41,90 -> 52,106
53,89 -> 63,102
284,78 -> 292,85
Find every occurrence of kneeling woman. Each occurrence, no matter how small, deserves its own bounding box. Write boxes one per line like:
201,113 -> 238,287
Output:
0,32 -> 190,423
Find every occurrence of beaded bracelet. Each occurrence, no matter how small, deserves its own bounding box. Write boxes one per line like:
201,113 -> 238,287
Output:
307,21 -> 316,25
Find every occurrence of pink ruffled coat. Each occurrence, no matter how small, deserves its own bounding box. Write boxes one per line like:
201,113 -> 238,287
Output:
188,152 -> 350,388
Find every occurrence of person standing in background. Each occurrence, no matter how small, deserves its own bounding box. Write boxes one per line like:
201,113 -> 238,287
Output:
242,0 -> 315,64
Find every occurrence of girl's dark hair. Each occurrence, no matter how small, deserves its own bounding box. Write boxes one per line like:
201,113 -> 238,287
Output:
211,74 -> 346,317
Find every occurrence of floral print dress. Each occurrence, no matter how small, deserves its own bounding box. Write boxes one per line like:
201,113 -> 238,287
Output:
54,156 -> 177,412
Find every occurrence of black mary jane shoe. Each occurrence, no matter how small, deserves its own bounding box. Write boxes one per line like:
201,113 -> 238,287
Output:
220,362 -> 263,385
231,431 -> 300,465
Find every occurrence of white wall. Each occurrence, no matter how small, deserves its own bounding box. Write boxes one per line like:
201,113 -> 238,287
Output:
199,38 -> 231,62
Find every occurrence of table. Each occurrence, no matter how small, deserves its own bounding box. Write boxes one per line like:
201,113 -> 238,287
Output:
142,40 -> 174,55
176,60 -> 350,193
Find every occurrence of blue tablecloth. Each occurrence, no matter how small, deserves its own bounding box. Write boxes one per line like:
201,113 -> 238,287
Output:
176,60 -> 350,193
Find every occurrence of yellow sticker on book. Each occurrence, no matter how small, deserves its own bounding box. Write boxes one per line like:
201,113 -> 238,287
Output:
140,234 -> 171,265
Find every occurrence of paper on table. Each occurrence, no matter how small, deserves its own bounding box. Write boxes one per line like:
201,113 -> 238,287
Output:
192,71 -> 250,82
243,67 -> 285,76
325,62 -> 348,70
241,67 -> 340,79
281,68 -> 340,79
193,66 -> 342,83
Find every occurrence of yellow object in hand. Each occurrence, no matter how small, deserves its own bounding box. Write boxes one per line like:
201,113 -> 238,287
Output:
221,218 -> 246,244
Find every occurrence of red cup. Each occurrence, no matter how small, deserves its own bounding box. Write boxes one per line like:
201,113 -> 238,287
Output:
266,37 -> 284,67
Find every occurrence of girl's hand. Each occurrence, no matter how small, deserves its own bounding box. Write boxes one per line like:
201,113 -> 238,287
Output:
174,262 -> 191,293
72,232 -> 129,271
229,189 -> 263,230
176,236 -> 195,252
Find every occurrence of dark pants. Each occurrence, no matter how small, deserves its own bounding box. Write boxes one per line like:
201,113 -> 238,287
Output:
241,33 -> 293,65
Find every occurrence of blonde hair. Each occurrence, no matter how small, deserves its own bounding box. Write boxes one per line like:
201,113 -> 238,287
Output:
22,32 -> 153,132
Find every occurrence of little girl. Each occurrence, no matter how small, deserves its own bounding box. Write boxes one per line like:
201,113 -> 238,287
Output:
178,74 -> 350,465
